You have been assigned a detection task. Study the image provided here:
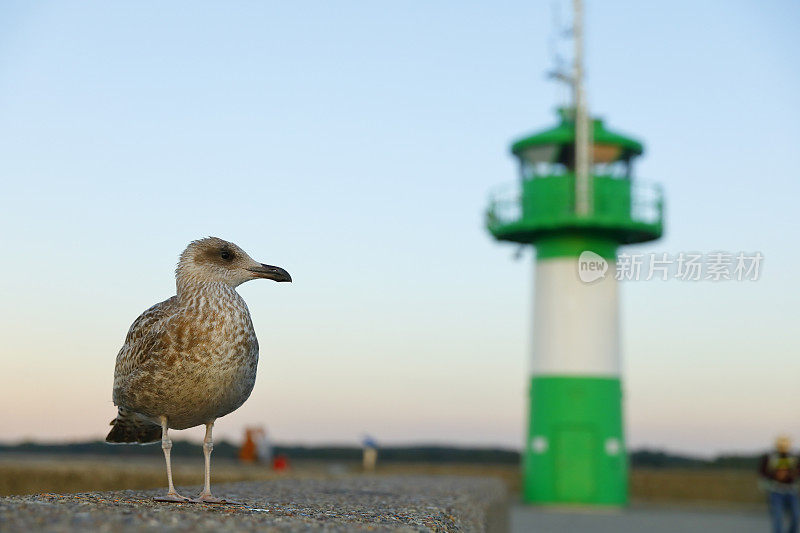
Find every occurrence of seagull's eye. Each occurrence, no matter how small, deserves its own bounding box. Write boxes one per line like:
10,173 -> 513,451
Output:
220,250 -> 233,261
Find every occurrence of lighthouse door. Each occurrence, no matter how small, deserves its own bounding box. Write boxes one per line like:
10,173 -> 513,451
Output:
553,427 -> 598,502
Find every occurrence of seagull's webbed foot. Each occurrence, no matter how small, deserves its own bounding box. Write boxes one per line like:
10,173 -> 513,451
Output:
154,492 -> 194,503
192,491 -> 242,505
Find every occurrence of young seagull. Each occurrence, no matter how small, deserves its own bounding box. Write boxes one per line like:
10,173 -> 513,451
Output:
106,237 -> 291,503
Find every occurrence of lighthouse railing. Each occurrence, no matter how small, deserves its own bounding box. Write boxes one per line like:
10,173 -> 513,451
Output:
486,178 -> 663,231
485,183 -> 522,228
630,182 -> 663,225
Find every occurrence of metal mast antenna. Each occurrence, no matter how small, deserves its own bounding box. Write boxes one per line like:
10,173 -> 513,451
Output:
573,0 -> 593,215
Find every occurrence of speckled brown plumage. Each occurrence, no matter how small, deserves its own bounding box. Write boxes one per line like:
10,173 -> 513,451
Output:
110,284 -> 259,435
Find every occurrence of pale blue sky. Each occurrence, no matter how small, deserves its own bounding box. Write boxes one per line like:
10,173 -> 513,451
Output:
0,1 -> 797,454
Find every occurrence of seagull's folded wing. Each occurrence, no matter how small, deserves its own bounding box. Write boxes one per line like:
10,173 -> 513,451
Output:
112,296 -> 179,400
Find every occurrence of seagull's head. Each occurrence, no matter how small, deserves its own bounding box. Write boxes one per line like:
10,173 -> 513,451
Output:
176,237 -> 292,289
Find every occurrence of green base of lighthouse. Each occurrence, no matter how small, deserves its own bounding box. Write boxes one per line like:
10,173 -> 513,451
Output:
523,376 -> 628,506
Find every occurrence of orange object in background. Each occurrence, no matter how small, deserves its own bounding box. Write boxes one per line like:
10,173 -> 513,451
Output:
238,428 -> 257,463
272,454 -> 289,471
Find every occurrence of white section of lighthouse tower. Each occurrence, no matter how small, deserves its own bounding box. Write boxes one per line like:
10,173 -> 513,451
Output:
532,258 -> 620,376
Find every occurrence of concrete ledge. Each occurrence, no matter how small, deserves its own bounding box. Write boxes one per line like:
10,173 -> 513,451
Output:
0,475 -> 507,532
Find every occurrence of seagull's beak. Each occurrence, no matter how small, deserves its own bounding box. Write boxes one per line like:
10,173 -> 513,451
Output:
247,264 -> 292,282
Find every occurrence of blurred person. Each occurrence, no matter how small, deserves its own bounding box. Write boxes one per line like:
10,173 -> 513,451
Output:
362,435 -> 378,472
759,435 -> 800,533
254,427 -> 272,465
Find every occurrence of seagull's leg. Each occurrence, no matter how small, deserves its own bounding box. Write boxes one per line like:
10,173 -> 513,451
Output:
153,416 -> 192,503
193,420 -> 241,504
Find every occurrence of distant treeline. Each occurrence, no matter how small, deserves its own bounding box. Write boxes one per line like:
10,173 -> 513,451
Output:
0,441 -> 519,464
0,441 -> 761,469
630,449 -> 759,470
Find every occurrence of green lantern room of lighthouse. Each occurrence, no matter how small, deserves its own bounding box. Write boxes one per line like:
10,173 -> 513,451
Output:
485,105 -> 664,506
488,107 -> 663,253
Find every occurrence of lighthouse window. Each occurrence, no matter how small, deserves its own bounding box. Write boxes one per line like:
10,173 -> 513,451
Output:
613,160 -> 631,179
519,160 -> 560,180
549,162 -> 568,176
520,160 -> 535,180
594,160 -> 630,179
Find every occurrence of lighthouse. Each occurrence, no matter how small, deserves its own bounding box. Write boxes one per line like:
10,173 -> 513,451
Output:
485,0 -> 664,506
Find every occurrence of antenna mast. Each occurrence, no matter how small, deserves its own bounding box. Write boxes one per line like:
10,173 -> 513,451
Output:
573,0 -> 593,215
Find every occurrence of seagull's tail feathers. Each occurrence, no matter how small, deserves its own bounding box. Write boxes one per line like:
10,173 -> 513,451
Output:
106,408 -> 162,444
